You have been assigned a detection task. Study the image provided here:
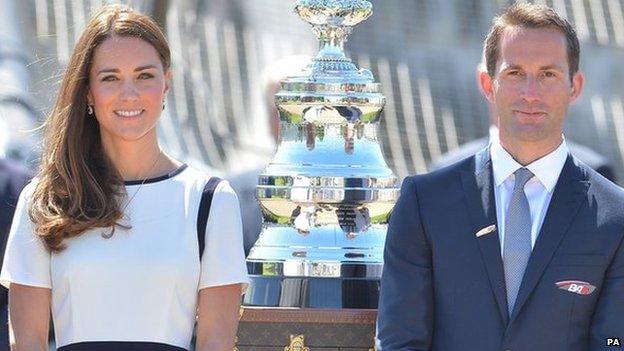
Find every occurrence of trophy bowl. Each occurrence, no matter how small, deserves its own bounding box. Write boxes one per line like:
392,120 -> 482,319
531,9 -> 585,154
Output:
294,0 -> 373,27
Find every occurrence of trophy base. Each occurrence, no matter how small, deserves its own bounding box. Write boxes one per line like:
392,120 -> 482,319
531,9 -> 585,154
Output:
243,275 -> 379,309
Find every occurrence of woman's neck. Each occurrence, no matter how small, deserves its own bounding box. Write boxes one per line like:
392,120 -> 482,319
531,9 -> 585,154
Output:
101,132 -> 174,181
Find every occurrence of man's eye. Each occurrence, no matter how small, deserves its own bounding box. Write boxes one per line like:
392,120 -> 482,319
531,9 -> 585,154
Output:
138,73 -> 154,79
508,70 -> 520,76
543,71 -> 556,78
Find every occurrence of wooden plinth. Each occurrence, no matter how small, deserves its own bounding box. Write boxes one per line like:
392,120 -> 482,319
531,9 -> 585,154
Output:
236,307 -> 377,350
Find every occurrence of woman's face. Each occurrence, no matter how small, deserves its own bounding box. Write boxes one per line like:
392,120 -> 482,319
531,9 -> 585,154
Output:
87,36 -> 171,145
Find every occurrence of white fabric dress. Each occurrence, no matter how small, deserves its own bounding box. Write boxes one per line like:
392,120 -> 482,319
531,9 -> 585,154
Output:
0,164 -> 249,351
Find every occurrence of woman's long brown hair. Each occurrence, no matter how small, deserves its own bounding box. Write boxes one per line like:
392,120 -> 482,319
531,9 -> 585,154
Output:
29,4 -> 171,252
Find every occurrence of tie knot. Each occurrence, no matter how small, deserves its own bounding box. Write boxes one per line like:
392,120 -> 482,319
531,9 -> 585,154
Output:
513,168 -> 534,190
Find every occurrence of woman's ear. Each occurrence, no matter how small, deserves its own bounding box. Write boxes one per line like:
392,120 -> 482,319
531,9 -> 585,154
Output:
163,69 -> 172,95
86,88 -> 94,106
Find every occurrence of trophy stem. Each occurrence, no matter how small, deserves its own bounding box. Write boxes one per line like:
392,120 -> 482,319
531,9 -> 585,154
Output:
312,25 -> 352,60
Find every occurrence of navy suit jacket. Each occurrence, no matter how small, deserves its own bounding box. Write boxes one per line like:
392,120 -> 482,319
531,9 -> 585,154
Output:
378,148 -> 624,351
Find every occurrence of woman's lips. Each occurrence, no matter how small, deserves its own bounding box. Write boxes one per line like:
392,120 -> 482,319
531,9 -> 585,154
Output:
114,109 -> 144,118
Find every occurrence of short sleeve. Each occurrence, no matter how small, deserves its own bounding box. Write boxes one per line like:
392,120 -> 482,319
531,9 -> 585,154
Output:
199,180 -> 249,293
0,182 -> 51,289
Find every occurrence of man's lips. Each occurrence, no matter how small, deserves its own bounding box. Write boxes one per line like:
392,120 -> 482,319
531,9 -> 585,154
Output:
513,110 -> 547,118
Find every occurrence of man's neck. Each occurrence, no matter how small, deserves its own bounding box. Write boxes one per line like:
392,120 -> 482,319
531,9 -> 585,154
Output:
498,137 -> 564,166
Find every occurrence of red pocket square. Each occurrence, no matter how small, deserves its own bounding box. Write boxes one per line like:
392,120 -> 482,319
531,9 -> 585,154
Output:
555,280 -> 596,295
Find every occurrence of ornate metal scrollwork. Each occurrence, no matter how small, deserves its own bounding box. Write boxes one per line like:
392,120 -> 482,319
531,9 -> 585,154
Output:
284,334 -> 310,351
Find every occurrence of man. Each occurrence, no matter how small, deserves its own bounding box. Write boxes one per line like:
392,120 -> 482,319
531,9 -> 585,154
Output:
428,63 -> 617,184
377,3 -> 624,350
0,158 -> 31,350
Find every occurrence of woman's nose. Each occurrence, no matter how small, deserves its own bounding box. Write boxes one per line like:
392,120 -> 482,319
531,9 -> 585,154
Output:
121,81 -> 140,101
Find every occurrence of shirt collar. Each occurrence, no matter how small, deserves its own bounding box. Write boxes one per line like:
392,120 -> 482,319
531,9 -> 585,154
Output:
490,136 -> 569,192
488,125 -> 499,144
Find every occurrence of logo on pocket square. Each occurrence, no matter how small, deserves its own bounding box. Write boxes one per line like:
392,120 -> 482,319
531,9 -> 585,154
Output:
475,224 -> 496,238
555,280 -> 596,295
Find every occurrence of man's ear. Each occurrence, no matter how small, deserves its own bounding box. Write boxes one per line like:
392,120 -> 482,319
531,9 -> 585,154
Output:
479,70 -> 495,103
569,71 -> 584,104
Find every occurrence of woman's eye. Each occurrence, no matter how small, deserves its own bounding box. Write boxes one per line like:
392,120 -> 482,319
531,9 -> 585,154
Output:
101,75 -> 117,82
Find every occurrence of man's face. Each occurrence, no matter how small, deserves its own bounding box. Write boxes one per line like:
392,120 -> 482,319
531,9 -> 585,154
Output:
481,26 -> 583,149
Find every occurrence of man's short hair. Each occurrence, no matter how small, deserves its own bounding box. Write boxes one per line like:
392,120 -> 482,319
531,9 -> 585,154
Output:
484,2 -> 580,81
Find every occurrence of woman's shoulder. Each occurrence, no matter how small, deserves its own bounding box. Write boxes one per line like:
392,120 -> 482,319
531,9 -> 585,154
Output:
175,163 -> 219,183
146,158 -> 237,200
16,177 -> 39,201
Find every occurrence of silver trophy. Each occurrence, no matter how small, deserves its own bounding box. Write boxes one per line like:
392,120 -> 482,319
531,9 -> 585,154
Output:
244,0 -> 399,309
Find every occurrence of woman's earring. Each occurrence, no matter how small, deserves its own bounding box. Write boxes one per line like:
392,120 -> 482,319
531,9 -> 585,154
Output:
162,102 -> 166,111
87,105 -> 94,115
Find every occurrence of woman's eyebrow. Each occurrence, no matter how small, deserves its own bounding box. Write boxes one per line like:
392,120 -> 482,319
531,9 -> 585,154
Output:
134,64 -> 158,71
97,64 -> 158,74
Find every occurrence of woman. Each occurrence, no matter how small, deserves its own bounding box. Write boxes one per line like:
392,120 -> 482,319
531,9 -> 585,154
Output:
0,5 -> 247,351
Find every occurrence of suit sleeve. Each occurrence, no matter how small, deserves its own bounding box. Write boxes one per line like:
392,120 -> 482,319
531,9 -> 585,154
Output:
589,233 -> 624,350
377,176 -> 433,351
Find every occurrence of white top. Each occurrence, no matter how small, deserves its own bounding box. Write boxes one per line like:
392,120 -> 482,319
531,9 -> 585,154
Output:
490,138 -> 569,255
0,165 -> 249,349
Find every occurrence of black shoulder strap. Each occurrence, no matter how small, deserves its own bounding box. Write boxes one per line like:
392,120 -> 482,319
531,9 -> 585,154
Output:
197,176 -> 222,259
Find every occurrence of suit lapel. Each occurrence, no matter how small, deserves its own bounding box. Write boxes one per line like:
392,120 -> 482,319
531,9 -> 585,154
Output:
509,155 -> 589,321
461,147 -> 509,325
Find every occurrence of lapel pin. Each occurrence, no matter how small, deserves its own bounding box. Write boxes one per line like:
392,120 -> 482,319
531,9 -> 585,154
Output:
555,280 -> 596,295
475,224 -> 496,238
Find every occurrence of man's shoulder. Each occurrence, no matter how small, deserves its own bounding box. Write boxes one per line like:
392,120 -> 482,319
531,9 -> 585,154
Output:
405,152 -> 478,188
428,137 -> 488,171
567,140 -> 616,182
570,159 -> 624,248
573,157 -> 624,203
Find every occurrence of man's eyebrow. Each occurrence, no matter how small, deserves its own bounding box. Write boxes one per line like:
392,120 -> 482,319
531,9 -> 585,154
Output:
539,64 -> 564,71
500,64 -> 523,71
97,65 -> 158,74
500,64 -> 565,72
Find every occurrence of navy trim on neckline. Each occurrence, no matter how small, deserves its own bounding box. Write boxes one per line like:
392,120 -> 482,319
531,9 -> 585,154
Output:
124,164 -> 188,186
57,341 -> 187,351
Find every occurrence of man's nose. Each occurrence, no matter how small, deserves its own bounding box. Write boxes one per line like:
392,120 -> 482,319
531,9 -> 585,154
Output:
520,76 -> 540,102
